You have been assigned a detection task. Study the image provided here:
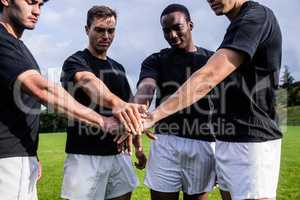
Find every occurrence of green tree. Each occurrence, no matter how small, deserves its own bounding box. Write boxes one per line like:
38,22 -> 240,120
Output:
281,65 -> 294,89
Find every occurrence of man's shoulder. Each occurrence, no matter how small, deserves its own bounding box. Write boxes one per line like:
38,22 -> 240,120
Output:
0,29 -> 20,52
107,57 -> 125,72
64,49 -> 89,65
196,46 -> 214,57
68,49 -> 88,60
145,48 -> 173,61
239,1 -> 271,23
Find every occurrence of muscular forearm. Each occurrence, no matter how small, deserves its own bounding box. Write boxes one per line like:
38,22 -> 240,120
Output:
77,74 -> 125,109
40,82 -> 104,127
151,68 -> 214,122
151,50 -> 242,123
16,70 -> 106,128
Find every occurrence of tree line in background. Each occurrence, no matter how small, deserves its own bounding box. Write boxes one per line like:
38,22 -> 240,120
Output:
39,65 -> 300,133
281,65 -> 300,106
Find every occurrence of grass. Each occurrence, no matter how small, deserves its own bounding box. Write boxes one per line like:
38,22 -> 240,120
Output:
288,106 -> 300,122
37,126 -> 300,200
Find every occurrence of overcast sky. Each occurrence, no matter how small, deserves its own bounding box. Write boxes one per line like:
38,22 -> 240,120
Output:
23,0 -> 300,89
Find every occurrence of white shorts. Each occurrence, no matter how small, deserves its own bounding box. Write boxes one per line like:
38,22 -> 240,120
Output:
145,134 -> 216,195
61,153 -> 138,200
0,156 -> 39,200
215,139 -> 282,200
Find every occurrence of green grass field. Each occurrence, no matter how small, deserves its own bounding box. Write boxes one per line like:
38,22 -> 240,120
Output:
37,126 -> 300,200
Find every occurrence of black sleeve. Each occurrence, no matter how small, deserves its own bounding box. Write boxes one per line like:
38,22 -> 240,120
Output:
124,77 -> 133,102
60,53 -> 93,86
219,8 -> 268,60
137,53 -> 160,87
0,41 -> 37,90
115,62 -> 133,101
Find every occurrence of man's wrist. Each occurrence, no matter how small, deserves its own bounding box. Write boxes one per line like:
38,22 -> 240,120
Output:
134,146 -> 143,151
151,110 -> 162,124
110,98 -> 126,110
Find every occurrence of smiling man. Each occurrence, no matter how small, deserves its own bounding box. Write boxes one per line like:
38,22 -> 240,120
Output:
134,4 -> 216,200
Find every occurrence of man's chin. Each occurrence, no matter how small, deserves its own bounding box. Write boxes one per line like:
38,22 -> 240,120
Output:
95,47 -> 108,54
214,10 -> 225,16
24,23 -> 36,30
170,43 -> 182,49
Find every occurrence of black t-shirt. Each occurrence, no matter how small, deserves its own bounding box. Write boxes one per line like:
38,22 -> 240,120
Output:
213,1 -> 283,142
138,47 -> 215,141
61,49 -> 132,155
0,25 -> 41,158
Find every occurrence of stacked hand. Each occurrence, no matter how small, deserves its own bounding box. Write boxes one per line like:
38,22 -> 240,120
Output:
112,102 -> 148,135
102,104 -> 157,170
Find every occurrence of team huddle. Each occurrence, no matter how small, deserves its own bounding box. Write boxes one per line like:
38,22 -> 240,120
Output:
0,0 -> 283,200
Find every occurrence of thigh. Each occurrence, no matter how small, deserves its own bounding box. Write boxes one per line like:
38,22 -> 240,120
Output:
0,156 -> 38,200
183,192 -> 209,200
107,192 -> 131,200
215,140 -> 281,200
61,154 -> 110,200
144,135 -> 182,193
181,140 -> 216,195
104,154 -> 138,199
151,189 -> 179,200
219,189 -> 232,200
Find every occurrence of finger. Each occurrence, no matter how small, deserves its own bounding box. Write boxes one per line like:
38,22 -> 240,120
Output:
121,112 -> 137,135
127,135 -> 133,155
117,133 -> 129,144
134,154 -> 147,169
115,113 -> 131,133
38,161 -> 42,180
139,104 -> 148,113
126,108 -> 141,135
117,143 -> 122,152
133,106 -> 143,131
134,161 -> 143,169
113,134 -> 121,143
144,129 -> 157,140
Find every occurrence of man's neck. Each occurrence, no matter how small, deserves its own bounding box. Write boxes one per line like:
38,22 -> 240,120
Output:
87,46 -> 107,60
226,0 -> 248,22
184,41 -> 197,53
0,15 -> 24,38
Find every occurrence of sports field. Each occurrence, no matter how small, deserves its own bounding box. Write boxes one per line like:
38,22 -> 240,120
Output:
37,126 -> 300,200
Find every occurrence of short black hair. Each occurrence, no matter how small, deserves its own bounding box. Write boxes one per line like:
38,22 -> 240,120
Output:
0,0 -> 49,12
160,4 -> 191,22
86,5 -> 117,28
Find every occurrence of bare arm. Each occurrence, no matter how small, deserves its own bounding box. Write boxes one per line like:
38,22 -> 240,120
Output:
133,77 -> 157,106
145,48 -> 245,128
74,71 -> 147,135
132,77 -> 157,169
74,71 -> 125,108
16,70 -> 106,128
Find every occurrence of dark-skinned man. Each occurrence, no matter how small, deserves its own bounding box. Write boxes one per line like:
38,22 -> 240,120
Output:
134,4 -> 216,200
143,1 -> 282,200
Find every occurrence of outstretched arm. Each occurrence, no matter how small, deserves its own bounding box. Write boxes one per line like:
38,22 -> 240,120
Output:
73,71 -> 147,135
16,70 -> 115,131
131,77 -> 157,169
144,48 -> 245,128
